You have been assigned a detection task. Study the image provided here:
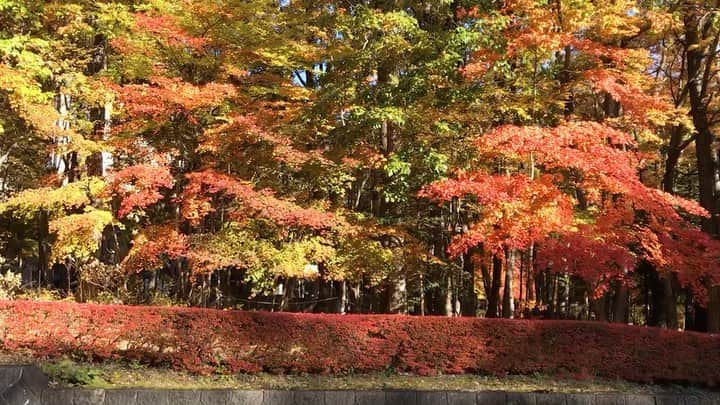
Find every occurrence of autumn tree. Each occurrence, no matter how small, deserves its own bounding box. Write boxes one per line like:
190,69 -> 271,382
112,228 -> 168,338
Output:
0,0 -> 718,331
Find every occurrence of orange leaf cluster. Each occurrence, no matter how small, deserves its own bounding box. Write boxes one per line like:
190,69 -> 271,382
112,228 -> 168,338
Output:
181,169 -> 338,232
107,164 -> 174,218
201,114 -> 328,168
134,13 -> 207,50
420,173 -> 574,256
114,76 -> 235,125
121,225 -> 187,274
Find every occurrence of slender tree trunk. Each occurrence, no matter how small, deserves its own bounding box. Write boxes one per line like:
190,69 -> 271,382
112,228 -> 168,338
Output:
37,210 -> 49,289
662,275 -> 679,329
486,255 -> 502,318
444,273 -> 453,316
663,126 -> 684,193
461,250 -> 477,316
562,274 -> 571,319
335,280 -> 347,314
418,273 -> 426,316
549,274 -> 559,318
502,249 -> 515,318
526,245 -> 535,303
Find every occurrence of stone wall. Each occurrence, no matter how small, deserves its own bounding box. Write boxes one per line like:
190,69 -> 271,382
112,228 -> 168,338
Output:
2,366 -> 717,405
30,389 -> 720,405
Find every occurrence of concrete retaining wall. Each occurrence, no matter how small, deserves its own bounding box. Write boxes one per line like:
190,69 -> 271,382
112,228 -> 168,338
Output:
1,366 -> 717,405
30,389 -> 720,405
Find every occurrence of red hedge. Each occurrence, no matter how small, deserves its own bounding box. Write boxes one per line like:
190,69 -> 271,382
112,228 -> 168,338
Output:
1,300 -> 718,385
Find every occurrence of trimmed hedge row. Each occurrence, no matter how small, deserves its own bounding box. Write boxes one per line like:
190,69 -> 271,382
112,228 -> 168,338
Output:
0,300 -> 718,385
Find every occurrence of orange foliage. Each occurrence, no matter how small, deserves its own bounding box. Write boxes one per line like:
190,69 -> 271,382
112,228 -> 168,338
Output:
201,113 -> 328,168
134,13 -> 207,50
420,173 -> 574,256
113,76 -> 235,127
107,164 -> 174,218
180,169 -> 338,232
421,120 -> 719,298
121,224 -> 188,274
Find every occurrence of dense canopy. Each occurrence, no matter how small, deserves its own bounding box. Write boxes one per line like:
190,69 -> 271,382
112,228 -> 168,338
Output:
1,0 -> 720,332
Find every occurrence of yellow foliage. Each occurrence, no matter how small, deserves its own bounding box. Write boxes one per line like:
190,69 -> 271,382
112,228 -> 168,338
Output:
49,209 -> 114,263
0,177 -> 106,220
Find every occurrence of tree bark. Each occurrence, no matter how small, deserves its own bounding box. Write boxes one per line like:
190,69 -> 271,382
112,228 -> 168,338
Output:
461,250 -> 477,316
612,281 -> 629,324
387,273 -> 408,314
486,255 -> 502,318
444,273 -> 453,316
685,11 -> 720,331
502,249 -> 515,318
663,126 -> 684,194
37,210 -> 49,289
592,292 -> 610,322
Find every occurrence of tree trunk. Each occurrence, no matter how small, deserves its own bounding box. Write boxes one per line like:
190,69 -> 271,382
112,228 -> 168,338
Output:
37,210 -> 49,289
502,249 -> 515,318
663,126 -> 683,193
461,250 -> 477,316
280,278 -> 297,312
612,281 -> 629,324
662,275 -> 679,329
335,280 -> 347,314
685,12 -> 720,331
592,292 -> 610,322
486,255 -> 502,318
387,273 -> 407,314
549,274 -> 559,318
418,273 -> 426,316
709,286 -> 720,332
444,273 -> 453,316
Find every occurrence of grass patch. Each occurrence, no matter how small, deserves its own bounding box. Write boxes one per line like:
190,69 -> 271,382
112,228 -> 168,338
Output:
33,360 -> 720,394
1,353 -> 717,395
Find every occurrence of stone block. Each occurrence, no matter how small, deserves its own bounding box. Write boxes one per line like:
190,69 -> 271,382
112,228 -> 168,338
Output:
565,394 -> 595,405
418,391 -> 447,405
0,367 -> 20,392
476,391 -> 507,405
136,389 -> 170,405
447,391 -> 475,405
20,366 -> 49,394
325,390 -> 355,405
695,395 -> 720,405
594,394 -> 625,405
200,390 -> 242,405
165,389 -> 201,405
535,393 -> 567,405
655,395 -> 685,405
1,365 -> 48,405
232,390 -> 264,405
385,390 -> 417,405
294,390 -> 325,405
354,391 -> 385,405
40,388 -> 75,405
72,389 -> 106,405
262,390 -> 294,405
623,395 -> 654,405
506,392 -> 537,405
103,389 -> 139,405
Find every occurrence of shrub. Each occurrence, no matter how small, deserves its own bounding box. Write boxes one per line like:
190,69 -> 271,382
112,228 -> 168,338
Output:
0,300 -> 718,386
41,359 -> 103,386
0,271 -> 21,300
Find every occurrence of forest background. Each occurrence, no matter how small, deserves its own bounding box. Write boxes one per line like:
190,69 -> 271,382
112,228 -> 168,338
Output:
2,0 -> 720,333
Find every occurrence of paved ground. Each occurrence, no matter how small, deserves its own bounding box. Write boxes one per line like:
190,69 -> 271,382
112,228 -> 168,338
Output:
2,365 -> 718,404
